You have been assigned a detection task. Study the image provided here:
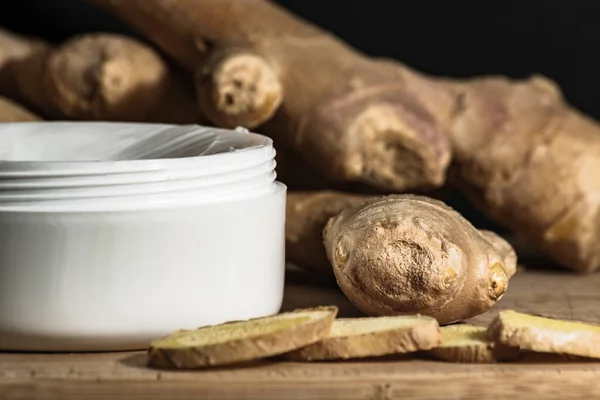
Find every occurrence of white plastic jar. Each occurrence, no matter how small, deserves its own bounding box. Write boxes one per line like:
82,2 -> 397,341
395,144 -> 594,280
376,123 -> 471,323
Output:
0,122 -> 286,351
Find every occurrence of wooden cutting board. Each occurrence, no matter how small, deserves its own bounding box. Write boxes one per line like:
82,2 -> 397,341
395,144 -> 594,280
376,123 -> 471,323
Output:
1,267 -> 600,400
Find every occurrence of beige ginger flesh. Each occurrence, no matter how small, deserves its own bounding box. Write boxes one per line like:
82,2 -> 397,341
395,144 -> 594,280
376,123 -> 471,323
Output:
283,315 -> 440,361
488,310 -> 600,359
428,324 -> 518,363
145,309 -> 600,368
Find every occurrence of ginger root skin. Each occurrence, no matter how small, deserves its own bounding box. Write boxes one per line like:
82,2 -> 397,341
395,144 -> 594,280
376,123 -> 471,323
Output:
0,28 -> 54,116
478,230 -> 517,278
286,191 -> 370,277
323,194 -> 514,325
45,34 -> 199,124
0,29 -> 199,124
447,76 -> 600,273
0,96 -> 41,122
88,0 -> 452,193
285,191 -> 517,283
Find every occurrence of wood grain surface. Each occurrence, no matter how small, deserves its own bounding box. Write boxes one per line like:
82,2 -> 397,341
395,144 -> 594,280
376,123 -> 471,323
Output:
1,268 -> 600,400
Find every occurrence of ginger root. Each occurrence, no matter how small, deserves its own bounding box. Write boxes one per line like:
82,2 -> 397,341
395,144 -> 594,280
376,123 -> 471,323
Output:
286,191 -> 370,276
322,194 -> 516,325
287,191 -> 517,281
88,0 -> 452,193
0,28 -> 51,115
445,76 -> 600,273
0,29 -> 199,123
0,96 -> 40,122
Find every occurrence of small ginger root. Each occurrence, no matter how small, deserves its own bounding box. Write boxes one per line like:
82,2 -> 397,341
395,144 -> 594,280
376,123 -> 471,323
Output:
0,96 -> 40,122
488,310 -> 600,359
282,315 -> 440,361
427,324 -> 518,363
88,0 -> 452,193
0,29 -> 199,123
322,194 -> 516,325
286,191 -> 517,282
147,306 -> 337,369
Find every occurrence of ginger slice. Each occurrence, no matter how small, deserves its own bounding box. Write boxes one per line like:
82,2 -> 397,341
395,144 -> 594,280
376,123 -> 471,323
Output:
282,315 -> 440,361
428,324 -> 518,363
488,310 -> 600,359
148,306 -> 337,369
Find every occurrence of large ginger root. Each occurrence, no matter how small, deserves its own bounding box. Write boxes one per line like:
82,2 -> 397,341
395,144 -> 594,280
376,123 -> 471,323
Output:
287,191 -> 517,281
322,194 -> 516,325
88,0 -> 452,193
254,18 -> 600,274
0,29 -> 199,123
0,96 -> 40,122
90,0 -> 600,270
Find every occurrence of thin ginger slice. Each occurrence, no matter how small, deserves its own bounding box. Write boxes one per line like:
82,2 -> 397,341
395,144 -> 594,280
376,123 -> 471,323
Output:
488,310 -> 600,359
148,306 -> 337,369
428,324 -> 518,363
283,315 -> 440,361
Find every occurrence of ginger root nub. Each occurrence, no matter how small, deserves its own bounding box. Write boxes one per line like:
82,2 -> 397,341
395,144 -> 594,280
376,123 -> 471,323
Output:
196,49 -> 283,129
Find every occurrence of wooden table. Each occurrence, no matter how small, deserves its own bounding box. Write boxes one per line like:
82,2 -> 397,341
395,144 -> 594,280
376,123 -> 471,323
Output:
1,268 -> 600,399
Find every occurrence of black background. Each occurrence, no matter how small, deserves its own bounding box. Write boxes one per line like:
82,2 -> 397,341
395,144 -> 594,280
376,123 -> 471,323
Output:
1,0 -> 599,120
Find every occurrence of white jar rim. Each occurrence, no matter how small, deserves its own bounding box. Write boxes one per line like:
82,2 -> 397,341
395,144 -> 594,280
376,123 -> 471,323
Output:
0,122 -> 272,176
0,122 -> 279,211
